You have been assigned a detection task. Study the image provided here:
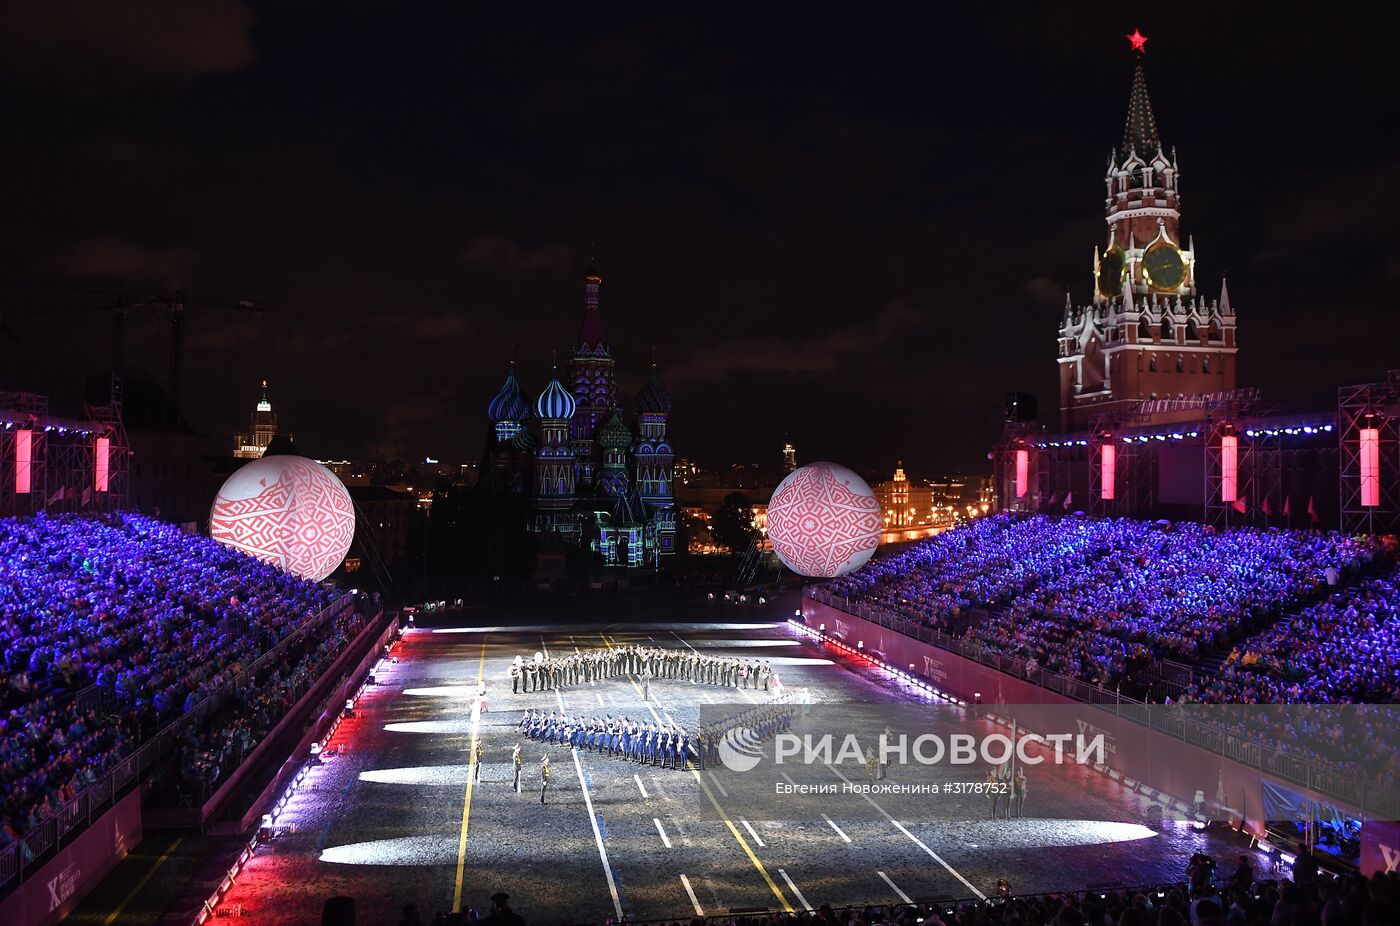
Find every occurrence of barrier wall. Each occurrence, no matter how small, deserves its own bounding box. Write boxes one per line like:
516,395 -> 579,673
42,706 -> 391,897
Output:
233,613 -> 399,833
0,789 -> 142,926
801,596 -> 1386,861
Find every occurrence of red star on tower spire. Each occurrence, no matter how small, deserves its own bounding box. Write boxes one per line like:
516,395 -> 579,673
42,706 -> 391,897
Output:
1126,29 -> 1148,54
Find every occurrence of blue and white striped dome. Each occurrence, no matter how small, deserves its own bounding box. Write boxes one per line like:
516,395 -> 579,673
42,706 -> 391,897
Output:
487,365 -> 529,422
535,377 -> 577,420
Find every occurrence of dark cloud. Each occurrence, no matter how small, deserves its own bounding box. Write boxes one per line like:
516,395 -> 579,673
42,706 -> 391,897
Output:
463,236 -> 574,274
373,311 -> 474,341
1022,276 -> 1069,308
0,0 -> 256,89
54,237 -> 200,282
668,300 -> 926,384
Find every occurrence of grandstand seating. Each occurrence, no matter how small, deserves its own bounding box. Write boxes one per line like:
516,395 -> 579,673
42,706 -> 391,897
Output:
822,514 -> 1391,698
0,512 -> 339,845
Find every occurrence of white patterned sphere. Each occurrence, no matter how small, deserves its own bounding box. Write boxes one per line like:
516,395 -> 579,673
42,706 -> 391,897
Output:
766,461 -> 880,578
209,455 -> 355,581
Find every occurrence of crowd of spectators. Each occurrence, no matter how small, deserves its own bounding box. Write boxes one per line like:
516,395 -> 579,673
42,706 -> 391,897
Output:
1187,570 -> 1400,704
822,515 -> 1380,691
158,603 -> 371,805
390,853 -> 1398,926
0,511 -> 340,847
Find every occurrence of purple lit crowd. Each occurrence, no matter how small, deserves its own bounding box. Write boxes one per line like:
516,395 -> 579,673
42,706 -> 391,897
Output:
824,514 -> 1393,698
0,512 -> 336,847
1190,572 -> 1400,704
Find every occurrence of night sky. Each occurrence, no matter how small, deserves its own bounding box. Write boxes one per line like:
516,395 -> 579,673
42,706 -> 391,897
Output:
1,3 -> 1395,474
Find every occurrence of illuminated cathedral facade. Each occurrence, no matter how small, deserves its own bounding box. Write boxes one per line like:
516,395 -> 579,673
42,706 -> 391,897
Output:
1058,41 -> 1238,431
485,267 -> 677,568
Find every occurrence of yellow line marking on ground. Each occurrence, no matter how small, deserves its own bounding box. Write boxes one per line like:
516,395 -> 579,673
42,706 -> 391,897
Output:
104,836 -> 184,925
451,638 -> 488,913
599,632 -> 794,914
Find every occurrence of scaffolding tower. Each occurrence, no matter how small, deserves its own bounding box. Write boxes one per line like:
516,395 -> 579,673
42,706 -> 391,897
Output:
1338,371 -> 1400,536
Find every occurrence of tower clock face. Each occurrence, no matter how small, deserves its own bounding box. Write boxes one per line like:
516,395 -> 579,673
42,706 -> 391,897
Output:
1098,248 -> 1125,297
1142,243 -> 1186,292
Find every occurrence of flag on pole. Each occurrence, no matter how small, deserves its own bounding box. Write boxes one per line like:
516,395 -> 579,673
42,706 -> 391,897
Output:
1262,496 -> 1272,516
1284,495 -> 1292,517
1063,491 -> 1073,510
1233,497 -> 1248,514
1307,496 -> 1319,524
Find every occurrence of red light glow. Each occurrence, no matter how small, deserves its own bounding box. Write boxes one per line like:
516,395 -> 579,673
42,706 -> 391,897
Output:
95,436 -> 110,492
15,429 -> 31,494
1221,435 -> 1238,503
1360,428 -> 1380,507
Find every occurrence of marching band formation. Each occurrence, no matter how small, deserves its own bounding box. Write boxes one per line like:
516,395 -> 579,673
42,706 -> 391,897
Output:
467,644 -> 815,802
517,696 -> 798,771
509,645 -> 779,693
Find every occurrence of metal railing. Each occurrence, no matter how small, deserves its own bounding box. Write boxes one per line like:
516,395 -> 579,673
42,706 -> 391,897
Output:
805,589 -> 1398,819
0,592 -> 357,894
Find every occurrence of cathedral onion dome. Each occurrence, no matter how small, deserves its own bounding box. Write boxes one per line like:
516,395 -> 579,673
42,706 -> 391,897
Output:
511,424 -> 538,452
487,364 -> 529,422
535,376 -> 577,420
598,409 -> 632,452
636,365 -> 671,414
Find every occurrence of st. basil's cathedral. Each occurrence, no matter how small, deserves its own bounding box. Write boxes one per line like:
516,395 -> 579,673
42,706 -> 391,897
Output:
485,267 -> 677,568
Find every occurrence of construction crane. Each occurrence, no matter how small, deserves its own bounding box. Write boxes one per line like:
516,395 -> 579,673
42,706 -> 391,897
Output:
1,278 -> 264,412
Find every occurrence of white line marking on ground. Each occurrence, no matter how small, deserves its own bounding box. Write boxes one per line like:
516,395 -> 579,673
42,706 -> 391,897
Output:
540,636 -> 552,658
877,870 -> 913,904
779,869 -> 813,911
634,774 -> 649,799
571,748 -> 624,920
654,817 -> 673,848
822,814 -> 852,843
707,771 -> 730,798
680,874 -> 704,915
671,632 -> 699,653
741,819 -> 765,847
596,693 -> 605,707
700,692 -> 715,704
779,772 -> 798,787
826,765 -> 986,900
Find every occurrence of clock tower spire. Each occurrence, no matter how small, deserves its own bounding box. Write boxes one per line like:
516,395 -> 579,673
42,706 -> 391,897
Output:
1058,34 -> 1238,431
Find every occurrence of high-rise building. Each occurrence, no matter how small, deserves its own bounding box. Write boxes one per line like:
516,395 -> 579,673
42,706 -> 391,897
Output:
234,380 -> 287,458
1058,47 -> 1238,431
485,266 -> 677,568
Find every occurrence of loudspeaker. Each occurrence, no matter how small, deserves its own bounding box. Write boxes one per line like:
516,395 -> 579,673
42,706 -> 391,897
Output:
322,896 -> 355,926
1003,391 -> 1038,423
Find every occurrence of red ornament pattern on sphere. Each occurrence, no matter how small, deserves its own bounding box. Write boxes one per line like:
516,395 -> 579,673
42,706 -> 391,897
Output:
209,456 -> 355,581
766,462 -> 880,578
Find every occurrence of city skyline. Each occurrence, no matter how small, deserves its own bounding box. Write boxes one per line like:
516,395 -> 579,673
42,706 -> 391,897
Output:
0,5 -> 1394,471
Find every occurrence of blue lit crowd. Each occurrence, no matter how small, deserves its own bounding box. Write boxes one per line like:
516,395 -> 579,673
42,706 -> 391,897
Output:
0,512 -> 337,846
824,514 -> 1394,699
